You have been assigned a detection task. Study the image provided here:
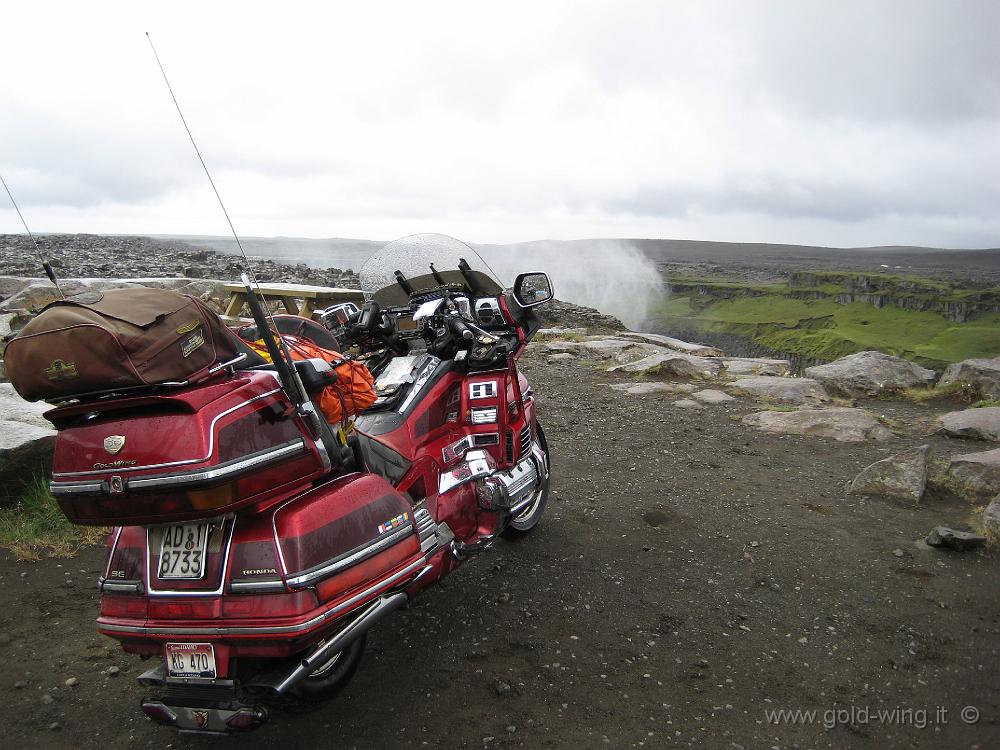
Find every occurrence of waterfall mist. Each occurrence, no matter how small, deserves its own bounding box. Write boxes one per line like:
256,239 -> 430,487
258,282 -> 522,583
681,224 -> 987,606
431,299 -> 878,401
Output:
479,240 -> 662,330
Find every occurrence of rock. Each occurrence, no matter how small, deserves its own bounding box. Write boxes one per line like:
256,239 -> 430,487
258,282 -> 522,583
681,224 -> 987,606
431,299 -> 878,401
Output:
673,398 -> 702,409
106,666 -> 121,676
0,281 -> 64,313
0,276 -> 32,299
742,408 -> 894,443
938,356 -> 1000,400
609,382 -> 694,396
547,353 -> 576,364
983,497 -> 1000,541
925,526 -> 986,552
40,693 -> 55,705
536,327 -> 588,339
493,678 -> 512,696
691,389 -> 735,405
848,445 -> 931,501
730,376 -> 829,405
0,383 -> 52,428
0,383 -> 56,485
542,341 -> 581,355
892,548 -> 907,558
0,311 -> 17,339
580,338 -> 662,362
0,421 -> 56,485
945,447 -> 1000,501
608,352 -> 723,379
804,351 -> 937,398
722,357 -> 791,377
618,331 -> 724,357
64,677 -> 78,687
938,407 -> 1000,442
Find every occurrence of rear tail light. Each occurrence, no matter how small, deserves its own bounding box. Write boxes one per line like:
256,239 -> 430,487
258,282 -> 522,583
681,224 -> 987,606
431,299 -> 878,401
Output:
226,707 -> 267,730
141,701 -> 178,725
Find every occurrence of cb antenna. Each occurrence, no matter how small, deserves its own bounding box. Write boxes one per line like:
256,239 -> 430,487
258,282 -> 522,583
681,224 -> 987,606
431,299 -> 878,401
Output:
145,33 -> 326,440
0,173 -> 64,298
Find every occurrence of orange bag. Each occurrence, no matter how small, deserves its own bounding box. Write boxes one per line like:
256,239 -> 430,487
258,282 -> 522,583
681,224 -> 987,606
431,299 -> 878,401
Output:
239,331 -> 376,426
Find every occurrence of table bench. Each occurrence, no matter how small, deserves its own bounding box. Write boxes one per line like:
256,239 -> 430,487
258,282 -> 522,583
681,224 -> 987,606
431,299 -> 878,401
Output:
221,282 -> 365,324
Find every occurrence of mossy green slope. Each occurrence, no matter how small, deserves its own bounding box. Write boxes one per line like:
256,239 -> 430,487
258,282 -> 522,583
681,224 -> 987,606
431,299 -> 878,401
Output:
652,275 -> 1000,369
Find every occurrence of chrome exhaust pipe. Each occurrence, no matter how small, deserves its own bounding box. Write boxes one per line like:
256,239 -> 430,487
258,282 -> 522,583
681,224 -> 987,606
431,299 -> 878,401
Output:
272,591 -> 408,694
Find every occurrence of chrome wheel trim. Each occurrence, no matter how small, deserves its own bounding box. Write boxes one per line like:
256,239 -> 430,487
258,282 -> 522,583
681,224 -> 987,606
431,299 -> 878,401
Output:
510,456 -> 549,527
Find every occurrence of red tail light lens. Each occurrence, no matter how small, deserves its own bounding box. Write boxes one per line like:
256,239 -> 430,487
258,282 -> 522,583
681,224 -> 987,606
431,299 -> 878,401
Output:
226,707 -> 267,730
141,701 -> 178,725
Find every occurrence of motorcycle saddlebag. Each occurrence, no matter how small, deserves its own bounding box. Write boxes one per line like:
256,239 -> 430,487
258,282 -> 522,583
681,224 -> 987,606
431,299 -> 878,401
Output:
5,288 -> 241,402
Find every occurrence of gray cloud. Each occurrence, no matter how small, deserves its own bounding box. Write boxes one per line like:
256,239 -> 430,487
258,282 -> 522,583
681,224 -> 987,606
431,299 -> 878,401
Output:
0,1 -> 997,247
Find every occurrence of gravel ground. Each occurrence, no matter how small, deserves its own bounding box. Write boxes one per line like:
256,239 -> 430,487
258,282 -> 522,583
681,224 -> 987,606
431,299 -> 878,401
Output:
0,352 -> 998,749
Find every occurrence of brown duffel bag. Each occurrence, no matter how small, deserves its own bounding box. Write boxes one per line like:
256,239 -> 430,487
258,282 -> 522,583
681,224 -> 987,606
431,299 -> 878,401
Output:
5,287 -> 242,402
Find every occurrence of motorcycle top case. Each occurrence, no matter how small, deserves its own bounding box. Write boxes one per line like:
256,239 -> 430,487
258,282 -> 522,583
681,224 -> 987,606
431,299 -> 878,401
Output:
48,371 -> 328,525
5,287 -> 241,402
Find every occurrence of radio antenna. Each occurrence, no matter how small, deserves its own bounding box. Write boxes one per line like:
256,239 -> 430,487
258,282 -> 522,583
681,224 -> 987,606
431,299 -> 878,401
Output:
145,32 -> 326,439
1,172 -> 64,298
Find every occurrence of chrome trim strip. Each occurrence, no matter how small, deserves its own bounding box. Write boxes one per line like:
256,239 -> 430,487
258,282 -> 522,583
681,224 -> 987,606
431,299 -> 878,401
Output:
50,480 -> 104,496
284,523 -> 414,588
145,518 -> 236,597
103,526 -> 124,579
230,580 -> 286,594
101,580 -> 144,594
100,557 -> 426,635
126,440 -> 305,490
52,387 -> 284,478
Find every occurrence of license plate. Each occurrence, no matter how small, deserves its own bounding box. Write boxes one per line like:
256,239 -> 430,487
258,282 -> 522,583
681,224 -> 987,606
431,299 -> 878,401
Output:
165,643 -> 216,679
158,523 -> 210,579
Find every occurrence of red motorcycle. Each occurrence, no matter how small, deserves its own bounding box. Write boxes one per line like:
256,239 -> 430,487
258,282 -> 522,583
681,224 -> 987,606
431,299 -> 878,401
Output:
32,234 -> 552,733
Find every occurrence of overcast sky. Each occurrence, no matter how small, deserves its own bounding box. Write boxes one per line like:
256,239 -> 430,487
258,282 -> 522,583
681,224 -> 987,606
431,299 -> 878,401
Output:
1,1 -> 998,248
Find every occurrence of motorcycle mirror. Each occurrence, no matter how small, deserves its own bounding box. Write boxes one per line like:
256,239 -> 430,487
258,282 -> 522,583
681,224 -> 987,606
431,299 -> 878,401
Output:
512,272 -> 553,308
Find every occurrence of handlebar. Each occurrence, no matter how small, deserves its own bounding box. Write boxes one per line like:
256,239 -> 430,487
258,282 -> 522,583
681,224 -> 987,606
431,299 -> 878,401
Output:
448,313 -> 475,341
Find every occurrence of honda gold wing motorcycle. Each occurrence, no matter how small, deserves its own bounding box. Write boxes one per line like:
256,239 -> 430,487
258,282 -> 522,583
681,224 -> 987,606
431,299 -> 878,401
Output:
12,233 -> 552,734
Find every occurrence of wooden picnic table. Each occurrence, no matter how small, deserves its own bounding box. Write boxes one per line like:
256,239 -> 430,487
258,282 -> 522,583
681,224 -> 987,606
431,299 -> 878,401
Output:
221,282 -> 365,323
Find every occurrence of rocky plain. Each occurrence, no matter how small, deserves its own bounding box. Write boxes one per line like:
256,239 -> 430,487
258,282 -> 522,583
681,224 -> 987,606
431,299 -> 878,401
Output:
0,235 -> 998,748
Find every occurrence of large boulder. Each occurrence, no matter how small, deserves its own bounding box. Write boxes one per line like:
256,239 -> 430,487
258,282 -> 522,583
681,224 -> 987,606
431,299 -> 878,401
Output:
609,382 -> 696,395
579,337 -> 662,362
618,332 -> 723,358
536,327 -> 588,340
804,351 -> 937,398
983,496 -> 1000,541
938,356 -> 1000,400
729,376 -> 829,405
0,383 -> 56,487
742,407 -> 894,443
0,276 -> 33,300
945,447 -> 1000,501
608,352 -> 723,379
722,357 -> 791,377
691,389 -> 736,405
925,527 -> 986,552
848,445 -> 931,501
938,407 -> 1000,441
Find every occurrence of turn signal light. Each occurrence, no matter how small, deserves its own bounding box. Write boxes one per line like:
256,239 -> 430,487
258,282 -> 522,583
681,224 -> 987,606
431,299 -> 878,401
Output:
187,482 -> 236,510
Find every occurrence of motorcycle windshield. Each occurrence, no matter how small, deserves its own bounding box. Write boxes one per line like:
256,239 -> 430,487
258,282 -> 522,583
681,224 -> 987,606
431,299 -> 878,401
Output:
359,233 -> 503,306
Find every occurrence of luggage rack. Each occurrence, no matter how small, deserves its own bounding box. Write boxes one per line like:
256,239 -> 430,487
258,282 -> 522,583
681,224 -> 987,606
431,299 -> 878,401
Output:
44,353 -> 249,406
